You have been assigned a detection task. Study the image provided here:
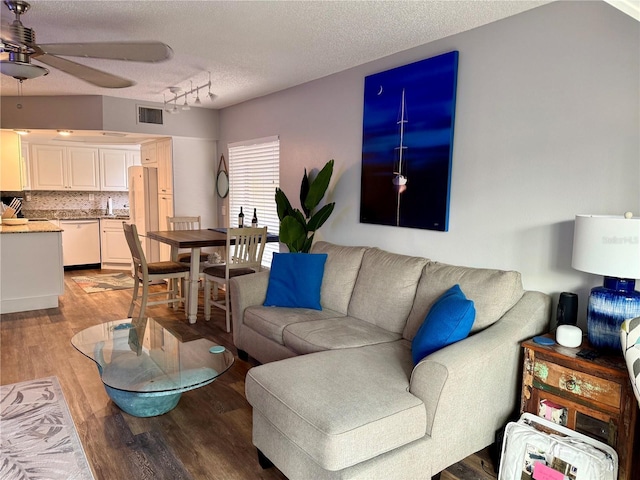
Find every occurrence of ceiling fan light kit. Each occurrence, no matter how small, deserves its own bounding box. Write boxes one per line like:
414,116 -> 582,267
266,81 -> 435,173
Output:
1,0 -> 172,88
0,58 -> 48,80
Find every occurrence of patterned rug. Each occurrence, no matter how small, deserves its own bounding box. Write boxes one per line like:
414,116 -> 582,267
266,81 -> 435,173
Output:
72,272 -> 134,293
0,376 -> 94,479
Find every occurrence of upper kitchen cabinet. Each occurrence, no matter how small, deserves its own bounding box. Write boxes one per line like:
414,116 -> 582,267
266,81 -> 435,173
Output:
140,142 -> 157,165
31,145 -> 100,191
0,130 -> 26,191
100,147 -> 141,191
157,139 -> 173,195
140,139 -> 172,194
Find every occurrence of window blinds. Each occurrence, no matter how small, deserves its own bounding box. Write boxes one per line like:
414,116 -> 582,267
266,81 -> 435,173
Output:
228,136 -> 280,267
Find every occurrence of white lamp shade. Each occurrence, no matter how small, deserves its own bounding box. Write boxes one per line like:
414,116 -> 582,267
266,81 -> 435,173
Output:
572,214 -> 640,279
0,61 -> 49,80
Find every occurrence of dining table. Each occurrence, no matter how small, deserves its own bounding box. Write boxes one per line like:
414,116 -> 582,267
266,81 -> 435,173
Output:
146,228 -> 279,324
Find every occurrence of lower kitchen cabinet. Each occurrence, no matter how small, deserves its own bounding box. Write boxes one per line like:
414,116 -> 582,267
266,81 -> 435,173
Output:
0,228 -> 64,313
101,219 -> 132,269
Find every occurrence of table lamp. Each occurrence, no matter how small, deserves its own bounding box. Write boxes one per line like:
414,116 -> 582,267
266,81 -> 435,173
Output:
571,213 -> 640,350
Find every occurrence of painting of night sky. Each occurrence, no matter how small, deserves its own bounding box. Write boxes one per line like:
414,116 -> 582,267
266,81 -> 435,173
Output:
360,51 -> 459,231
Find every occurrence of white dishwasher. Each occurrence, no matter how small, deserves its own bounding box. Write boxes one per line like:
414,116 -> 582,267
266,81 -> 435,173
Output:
58,219 -> 101,267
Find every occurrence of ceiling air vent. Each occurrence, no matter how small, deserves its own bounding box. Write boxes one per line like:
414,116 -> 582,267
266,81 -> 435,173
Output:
137,106 -> 163,125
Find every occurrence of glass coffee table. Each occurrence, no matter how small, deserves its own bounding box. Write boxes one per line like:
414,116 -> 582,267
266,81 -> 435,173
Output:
71,318 -> 234,417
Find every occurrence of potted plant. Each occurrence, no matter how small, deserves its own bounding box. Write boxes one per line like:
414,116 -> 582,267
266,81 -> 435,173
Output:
275,159 -> 335,253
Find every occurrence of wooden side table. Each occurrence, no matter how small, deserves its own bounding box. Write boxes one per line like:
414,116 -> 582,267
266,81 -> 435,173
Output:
521,335 -> 639,480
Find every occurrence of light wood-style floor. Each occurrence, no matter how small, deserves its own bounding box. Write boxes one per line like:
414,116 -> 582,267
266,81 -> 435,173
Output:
0,268 -> 497,480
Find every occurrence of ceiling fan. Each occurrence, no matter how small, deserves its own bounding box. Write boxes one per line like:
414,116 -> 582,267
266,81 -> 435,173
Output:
0,0 -> 172,88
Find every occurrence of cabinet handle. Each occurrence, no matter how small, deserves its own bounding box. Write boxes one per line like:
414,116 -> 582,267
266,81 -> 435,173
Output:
565,379 -> 576,391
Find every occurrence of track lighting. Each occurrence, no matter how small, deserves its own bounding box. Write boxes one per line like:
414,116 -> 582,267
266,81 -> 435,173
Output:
162,73 -> 215,113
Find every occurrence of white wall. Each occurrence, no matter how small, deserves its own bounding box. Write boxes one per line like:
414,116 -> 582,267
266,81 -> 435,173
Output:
172,137 -> 218,228
1,95 -> 220,140
218,1 -> 640,324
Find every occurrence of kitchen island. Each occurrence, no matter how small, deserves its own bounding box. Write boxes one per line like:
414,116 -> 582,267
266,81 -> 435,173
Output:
0,220 -> 65,314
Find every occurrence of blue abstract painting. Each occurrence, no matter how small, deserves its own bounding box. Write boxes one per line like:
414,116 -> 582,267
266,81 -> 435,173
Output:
360,51 -> 459,231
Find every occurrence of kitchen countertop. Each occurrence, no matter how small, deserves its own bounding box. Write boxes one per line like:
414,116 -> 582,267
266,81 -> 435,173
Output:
22,209 -> 130,221
56,216 -> 130,221
0,220 -> 63,234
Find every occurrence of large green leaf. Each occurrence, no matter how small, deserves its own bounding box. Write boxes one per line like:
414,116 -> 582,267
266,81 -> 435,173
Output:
279,216 -> 306,251
304,159 -> 334,212
291,208 -> 307,230
307,203 -> 335,231
300,169 -> 310,218
275,188 -> 293,221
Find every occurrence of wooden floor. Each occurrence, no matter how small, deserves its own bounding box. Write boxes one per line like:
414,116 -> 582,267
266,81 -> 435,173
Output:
0,268 -> 498,480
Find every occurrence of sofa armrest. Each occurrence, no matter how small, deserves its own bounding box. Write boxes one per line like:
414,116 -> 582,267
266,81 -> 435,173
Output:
408,291 -> 550,472
230,270 -> 270,343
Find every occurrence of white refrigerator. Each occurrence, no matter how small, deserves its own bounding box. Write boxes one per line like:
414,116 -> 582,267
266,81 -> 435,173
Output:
128,165 -> 160,263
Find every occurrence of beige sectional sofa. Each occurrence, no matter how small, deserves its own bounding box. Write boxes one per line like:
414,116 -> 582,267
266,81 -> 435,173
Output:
230,242 -> 551,479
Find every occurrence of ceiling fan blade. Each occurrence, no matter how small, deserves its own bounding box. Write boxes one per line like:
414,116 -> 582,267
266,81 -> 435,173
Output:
35,53 -> 135,88
37,42 -> 173,63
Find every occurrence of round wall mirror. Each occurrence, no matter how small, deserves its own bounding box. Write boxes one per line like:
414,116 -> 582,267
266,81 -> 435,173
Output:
217,170 -> 229,198
216,154 -> 229,198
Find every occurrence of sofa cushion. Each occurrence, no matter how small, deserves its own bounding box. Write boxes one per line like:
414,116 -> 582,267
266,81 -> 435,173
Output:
283,317 -> 402,355
310,241 -> 367,314
404,262 -> 524,340
245,342 -> 426,471
244,306 -> 344,346
411,284 -> 475,364
264,253 -> 328,310
348,248 -> 427,334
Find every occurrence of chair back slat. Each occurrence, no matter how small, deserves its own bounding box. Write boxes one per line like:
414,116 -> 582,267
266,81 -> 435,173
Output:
168,216 -> 201,231
123,222 -> 148,274
226,227 -> 268,272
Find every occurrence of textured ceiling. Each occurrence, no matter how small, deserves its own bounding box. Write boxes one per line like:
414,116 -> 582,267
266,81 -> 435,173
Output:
0,0 -> 554,109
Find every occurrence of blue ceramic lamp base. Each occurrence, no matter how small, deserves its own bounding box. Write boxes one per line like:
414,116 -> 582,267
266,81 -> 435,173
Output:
587,277 -> 640,350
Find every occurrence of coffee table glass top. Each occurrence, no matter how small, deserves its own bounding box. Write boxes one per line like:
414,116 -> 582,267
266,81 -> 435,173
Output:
71,318 -> 234,394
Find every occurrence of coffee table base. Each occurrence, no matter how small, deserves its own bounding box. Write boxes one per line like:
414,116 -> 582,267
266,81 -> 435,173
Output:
104,385 -> 183,417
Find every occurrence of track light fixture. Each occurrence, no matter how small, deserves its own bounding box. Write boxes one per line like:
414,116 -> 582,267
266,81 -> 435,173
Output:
163,73 -> 215,113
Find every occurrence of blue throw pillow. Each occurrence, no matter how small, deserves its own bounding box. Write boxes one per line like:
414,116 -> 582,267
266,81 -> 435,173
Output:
411,284 -> 475,364
264,253 -> 328,310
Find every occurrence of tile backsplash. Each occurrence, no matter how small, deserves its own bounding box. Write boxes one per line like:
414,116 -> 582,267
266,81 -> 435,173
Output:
1,191 -> 130,218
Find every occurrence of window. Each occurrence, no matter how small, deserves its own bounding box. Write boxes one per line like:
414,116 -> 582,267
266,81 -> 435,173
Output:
228,136 -> 279,267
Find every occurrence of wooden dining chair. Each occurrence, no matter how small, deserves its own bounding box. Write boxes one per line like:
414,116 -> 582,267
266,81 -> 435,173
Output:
167,216 -> 212,264
167,215 -> 218,298
123,222 -> 191,319
203,227 -> 267,332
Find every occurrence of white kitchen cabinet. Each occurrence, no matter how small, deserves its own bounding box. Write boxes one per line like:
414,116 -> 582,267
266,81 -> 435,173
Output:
100,147 -> 141,191
141,142 -> 157,165
67,147 -> 100,190
101,218 -> 132,269
157,138 -> 173,194
0,131 -> 25,191
158,194 -> 174,261
31,144 -> 100,191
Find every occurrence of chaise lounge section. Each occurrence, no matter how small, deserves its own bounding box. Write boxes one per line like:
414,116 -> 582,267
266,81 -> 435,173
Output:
230,242 -> 551,479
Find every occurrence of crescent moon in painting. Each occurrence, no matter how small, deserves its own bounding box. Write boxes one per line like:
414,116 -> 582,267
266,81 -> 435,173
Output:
377,85 -> 383,95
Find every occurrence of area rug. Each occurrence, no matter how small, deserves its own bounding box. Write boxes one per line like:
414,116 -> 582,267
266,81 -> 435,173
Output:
0,376 -> 94,479
72,272 -> 134,293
